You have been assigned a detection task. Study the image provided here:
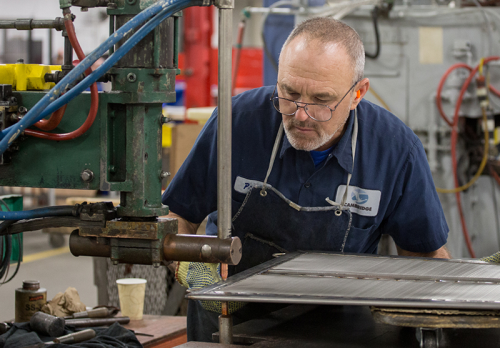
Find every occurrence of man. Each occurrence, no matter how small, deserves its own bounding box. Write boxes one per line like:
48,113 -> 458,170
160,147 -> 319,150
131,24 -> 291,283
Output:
162,17 -> 450,341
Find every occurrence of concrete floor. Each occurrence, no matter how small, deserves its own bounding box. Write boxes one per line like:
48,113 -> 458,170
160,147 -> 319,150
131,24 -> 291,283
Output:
0,231 -> 97,322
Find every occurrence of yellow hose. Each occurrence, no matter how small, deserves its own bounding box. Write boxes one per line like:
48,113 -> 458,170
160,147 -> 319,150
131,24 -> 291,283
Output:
436,107 -> 489,193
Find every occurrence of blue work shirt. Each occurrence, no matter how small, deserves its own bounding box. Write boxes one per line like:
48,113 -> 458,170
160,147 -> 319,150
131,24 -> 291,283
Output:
162,86 -> 449,254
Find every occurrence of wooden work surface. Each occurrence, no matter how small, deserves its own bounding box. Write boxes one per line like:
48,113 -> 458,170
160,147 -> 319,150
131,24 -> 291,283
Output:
123,315 -> 187,348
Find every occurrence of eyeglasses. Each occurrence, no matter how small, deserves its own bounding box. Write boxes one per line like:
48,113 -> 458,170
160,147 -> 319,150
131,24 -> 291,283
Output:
270,81 -> 358,122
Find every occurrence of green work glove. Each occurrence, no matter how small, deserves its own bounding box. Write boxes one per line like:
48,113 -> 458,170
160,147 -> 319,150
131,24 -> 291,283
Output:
176,262 -> 246,314
480,251 -> 500,263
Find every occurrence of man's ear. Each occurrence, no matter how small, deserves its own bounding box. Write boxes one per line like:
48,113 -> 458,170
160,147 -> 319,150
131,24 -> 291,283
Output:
350,78 -> 370,110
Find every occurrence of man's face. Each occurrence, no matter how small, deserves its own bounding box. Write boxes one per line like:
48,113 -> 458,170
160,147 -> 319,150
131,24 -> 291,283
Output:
277,37 -> 357,152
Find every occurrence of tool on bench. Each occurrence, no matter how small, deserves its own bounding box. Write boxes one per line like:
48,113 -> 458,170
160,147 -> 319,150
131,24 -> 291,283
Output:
21,329 -> 96,348
30,312 -> 65,337
64,307 -> 111,319
65,317 -> 130,327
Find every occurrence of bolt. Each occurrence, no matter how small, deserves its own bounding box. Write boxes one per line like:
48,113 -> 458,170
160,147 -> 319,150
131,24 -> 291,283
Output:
18,106 -> 27,114
9,97 -> 17,105
153,262 -> 160,268
160,171 -> 171,179
10,114 -> 22,123
127,73 -> 137,83
81,169 -> 94,182
160,116 -> 171,125
201,244 -> 212,259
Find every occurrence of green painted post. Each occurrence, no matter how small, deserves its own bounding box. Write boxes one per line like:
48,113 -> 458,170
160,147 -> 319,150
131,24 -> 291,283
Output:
0,195 -> 23,264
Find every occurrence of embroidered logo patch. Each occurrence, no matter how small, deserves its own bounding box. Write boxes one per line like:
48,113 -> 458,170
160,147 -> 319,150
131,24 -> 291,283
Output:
234,176 -> 268,194
335,185 -> 381,217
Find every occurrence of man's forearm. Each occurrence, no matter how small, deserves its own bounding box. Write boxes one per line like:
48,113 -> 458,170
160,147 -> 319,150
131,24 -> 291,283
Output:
165,211 -> 200,235
396,245 -> 451,259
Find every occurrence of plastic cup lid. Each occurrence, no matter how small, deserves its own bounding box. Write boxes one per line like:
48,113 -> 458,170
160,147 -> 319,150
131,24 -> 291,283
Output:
116,278 -> 147,285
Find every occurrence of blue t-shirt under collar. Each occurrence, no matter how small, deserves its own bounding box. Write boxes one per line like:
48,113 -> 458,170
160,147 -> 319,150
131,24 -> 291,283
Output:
310,146 -> 336,167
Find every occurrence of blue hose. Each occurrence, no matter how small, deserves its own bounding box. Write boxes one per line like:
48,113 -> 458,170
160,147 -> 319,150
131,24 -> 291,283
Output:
0,0 -> 198,153
0,205 -> 75,220
22,0 -> 194,125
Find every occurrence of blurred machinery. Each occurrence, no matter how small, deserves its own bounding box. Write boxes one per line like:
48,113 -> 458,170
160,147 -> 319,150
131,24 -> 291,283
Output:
249,0 -> 500,259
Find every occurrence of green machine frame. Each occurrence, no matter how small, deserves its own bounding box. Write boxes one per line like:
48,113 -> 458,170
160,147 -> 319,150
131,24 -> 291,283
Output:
0,0 -> 241,269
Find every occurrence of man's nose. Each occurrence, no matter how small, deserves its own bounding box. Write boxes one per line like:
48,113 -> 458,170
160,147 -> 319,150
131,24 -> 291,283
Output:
295,106 -> 310,122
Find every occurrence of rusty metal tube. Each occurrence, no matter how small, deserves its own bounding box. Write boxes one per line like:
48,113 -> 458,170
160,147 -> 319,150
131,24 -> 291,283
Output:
163,234 -> 242,265
69,230 -> 111,257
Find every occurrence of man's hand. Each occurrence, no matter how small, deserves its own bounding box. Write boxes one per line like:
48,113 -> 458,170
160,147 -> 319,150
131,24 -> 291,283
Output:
164,211 -> 200,235
396,245 -> 451,259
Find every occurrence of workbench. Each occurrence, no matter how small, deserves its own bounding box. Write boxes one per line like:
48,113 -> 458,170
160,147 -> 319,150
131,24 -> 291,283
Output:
176,304 -> 500,348
123,315 -> 187,348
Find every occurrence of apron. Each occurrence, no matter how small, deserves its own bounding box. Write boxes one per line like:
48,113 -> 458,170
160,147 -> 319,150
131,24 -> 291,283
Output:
229,109 -> 359,275
187,110 -> 359,342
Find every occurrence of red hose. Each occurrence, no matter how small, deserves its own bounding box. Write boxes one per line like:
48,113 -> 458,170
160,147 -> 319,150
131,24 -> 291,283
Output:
437,62 -> 500,126
436,63 -> 472,127
34,104 -> 68,131
445,56 -> 500,258
26,11 -> 99,141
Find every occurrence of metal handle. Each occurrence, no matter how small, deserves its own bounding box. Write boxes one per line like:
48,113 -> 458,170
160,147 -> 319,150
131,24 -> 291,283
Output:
54,329 -> 96,344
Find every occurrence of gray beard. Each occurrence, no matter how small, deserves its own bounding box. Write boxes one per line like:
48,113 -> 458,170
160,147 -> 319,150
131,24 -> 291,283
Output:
283,117 -> 348,151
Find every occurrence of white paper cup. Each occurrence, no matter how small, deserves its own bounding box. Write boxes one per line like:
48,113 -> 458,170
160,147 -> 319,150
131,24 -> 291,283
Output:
116,278 -> 147,320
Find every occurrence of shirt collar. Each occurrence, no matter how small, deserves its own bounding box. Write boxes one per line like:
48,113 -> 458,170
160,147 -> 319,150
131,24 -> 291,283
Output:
279,109 -> 355,174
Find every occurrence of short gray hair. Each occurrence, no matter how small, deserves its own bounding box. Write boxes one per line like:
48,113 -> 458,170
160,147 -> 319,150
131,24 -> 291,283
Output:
280,17 -> 365,84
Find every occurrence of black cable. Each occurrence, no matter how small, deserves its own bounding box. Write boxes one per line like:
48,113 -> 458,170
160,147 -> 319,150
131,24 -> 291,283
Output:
261,17 -> 279,73
0,235 -> 12,280
1,234 -> 22,284
0,199 -> 14,283
365,6 -> 381,60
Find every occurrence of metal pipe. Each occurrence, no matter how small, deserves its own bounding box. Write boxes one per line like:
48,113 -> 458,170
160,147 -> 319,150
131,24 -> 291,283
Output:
0,18 -> 65,31
217,3 -> 234,241
27,30 -> 32,64
163,234 -> 242,265
48,29 -> 53,65
63,34 -> 73,72
70,230 -> 242,264
65,317 -> 130,327
218,315 -> 233,344
69,230 -> 111,257
216,3 -> 235,346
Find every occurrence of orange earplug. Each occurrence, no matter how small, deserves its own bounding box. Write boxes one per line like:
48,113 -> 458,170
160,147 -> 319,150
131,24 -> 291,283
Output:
356,90 -> 361,99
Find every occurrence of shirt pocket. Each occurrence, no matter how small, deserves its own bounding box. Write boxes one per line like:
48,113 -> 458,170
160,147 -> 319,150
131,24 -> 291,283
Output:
344,225 -> 380,254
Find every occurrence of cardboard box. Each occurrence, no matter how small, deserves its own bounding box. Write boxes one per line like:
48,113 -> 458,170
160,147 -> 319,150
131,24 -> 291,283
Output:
169,123 -> 205,179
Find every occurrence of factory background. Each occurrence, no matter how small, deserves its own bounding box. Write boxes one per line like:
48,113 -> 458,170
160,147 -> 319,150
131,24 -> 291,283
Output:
1,0 -> 500,345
